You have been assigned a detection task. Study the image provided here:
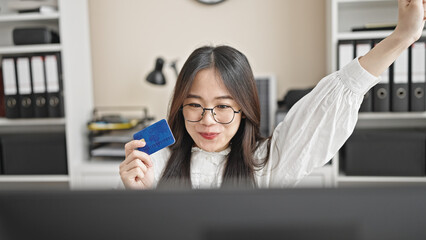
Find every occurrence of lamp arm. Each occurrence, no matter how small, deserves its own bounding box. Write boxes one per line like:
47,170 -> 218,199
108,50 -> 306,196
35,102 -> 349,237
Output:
170,60 -> 179,77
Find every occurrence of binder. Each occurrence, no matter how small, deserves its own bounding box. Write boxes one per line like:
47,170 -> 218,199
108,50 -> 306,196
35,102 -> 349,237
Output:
16,56 -> 35,118
0,68 -> 6,117
391,48 -> 409,112
355,40 -> 373,112
1,57 -> 20,118
45,53 -> 64,117
409,40 -> 426,111
373,66 -> 391,112
337,40 -> 354,70
31,55 -> 48,117
373,39 -> 391,112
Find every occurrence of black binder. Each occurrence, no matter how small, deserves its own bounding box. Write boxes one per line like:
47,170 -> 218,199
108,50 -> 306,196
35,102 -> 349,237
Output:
45,53 -> 64,118
0,68 -> 5,117
355,40 -> 373,112
16,56 -> 35,118
31,55 -> 48,118
391,48 -> 409,112
373,39 -> 391,112
409,40 -> 426,112
359,91 -> 373,112
1,57 -> 20,118
373,66 -> 391,112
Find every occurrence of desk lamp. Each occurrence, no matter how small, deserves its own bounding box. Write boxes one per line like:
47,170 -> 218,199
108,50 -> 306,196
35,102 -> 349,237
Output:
146,57 -> 166,85
146,58 -> 179,85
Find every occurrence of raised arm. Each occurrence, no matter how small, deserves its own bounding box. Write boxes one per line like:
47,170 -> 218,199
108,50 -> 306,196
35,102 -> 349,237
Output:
360,0 -> 426,77
262,0 -> 426,188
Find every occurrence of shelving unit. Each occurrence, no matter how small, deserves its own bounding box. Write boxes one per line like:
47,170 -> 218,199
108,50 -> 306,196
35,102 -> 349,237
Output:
327,0 -> 426,187
356,112 -> 426,128
0,175 -> 69,182
0,12 -> 60,22
0,117 -> 65,126
333,111 -> 426,186
0,0 -> 94,189
0,44 -> 62,54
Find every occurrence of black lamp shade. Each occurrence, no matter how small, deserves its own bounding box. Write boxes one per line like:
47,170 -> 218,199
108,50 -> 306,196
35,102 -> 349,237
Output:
146,58 -> 166,85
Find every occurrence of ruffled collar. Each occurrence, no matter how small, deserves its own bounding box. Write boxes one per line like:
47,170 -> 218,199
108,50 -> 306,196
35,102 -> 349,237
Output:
191,146 -> 231,156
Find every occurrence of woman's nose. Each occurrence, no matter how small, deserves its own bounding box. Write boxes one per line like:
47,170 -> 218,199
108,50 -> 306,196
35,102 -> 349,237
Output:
200,109 -> 216,125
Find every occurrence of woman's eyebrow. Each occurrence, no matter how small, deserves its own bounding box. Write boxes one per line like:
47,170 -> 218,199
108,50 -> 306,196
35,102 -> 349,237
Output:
215,95 -> 233,100
186,94 -> 201,99
186,94 -> 234,100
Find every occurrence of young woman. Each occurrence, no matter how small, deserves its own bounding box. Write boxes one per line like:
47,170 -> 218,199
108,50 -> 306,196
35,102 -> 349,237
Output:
120,0 -> 426,189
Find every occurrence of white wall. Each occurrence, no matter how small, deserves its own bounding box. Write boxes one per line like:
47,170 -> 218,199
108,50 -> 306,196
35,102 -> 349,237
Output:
88,0 -> 326,120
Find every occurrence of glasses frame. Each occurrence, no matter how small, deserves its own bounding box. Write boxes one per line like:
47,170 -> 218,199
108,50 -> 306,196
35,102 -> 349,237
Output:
181,104 -> 242,124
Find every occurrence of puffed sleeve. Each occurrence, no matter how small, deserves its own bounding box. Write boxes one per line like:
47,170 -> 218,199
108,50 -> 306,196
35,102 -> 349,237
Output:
267,58 -> 380,187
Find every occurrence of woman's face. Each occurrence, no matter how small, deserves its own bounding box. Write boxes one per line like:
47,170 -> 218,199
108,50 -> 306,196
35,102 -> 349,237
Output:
183,68 -> 242,152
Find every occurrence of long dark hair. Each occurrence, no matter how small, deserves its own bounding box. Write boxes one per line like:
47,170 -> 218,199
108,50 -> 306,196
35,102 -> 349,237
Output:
158,45 -> 271,188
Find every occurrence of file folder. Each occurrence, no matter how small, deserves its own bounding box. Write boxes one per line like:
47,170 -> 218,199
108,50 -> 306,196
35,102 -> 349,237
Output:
0,68 -> 5,117
45,54 -> 64,117
391,48 -> 409,112
410,41 -> 426,111
16,57 -> 34,118
337,40 -> 354,70
373,66 -> 391,112
1,57 -> 20,118
373,38 -> 391,112
31,56 -> 48,118
355,40 -> 373,112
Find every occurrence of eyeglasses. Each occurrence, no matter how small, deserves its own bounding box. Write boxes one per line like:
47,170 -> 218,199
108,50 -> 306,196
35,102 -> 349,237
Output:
181,103 -> 241,124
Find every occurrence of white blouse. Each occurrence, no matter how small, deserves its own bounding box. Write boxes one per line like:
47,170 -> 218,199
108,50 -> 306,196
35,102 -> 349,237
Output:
145,58 -> 379,189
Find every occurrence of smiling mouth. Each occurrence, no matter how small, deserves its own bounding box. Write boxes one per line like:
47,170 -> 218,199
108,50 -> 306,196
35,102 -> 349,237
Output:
200,132 -> 219,140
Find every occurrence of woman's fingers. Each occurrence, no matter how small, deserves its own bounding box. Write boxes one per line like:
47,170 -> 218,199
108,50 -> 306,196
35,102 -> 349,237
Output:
125,167 -> 145,182
121,151 -> 152,170
120,139 -> 155,189
122,159 -> 148,173
128,150 -> 152,167
124,139 -> 146,157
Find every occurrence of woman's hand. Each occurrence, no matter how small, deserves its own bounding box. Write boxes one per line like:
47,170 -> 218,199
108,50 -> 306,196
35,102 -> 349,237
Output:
119,139 -> 154,189
360,0 -> 425,77
394,0 -> 426,44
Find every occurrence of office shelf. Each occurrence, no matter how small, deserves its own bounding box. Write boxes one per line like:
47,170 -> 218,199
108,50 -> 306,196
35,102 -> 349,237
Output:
337,0 -> 394,3
358,112 -> 426,119
0,118 -> 65,133
0,44 -> 61,54
0,12 -> 59,22
0,175 -> 69,182
0,118 -> 65,126
337,175 -> 426,187
0,118 -> 66,134
327,0 -> 426,187
337,31 -> 392,40
337,175 -> 426,183
356,112 -> 426,128
0,0 -> 94,189
338,31 -> 426,41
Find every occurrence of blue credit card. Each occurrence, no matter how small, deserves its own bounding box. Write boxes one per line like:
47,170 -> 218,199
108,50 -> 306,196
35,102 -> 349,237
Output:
133,119 -> 175,155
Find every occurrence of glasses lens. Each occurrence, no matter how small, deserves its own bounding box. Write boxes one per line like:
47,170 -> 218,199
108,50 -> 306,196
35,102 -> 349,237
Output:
182,105 -> 204,122
213,105 -> 235,124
